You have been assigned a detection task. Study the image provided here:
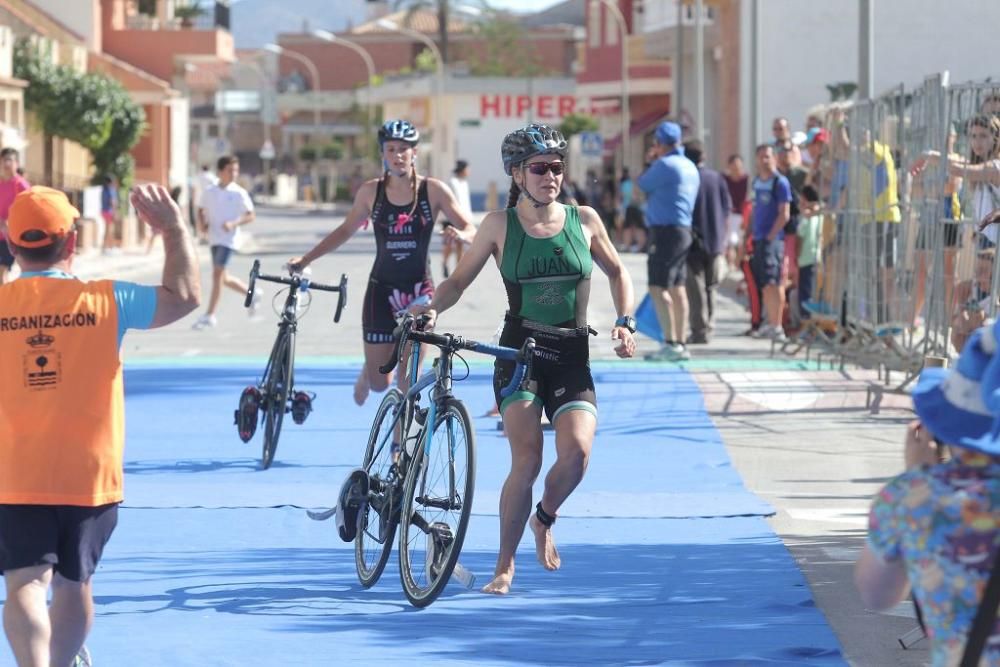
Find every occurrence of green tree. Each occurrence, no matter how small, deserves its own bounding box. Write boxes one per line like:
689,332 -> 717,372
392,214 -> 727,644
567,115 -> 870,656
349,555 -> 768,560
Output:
466,14 -> 549,77
14,38 -> 145,188
559,113 -> 599,139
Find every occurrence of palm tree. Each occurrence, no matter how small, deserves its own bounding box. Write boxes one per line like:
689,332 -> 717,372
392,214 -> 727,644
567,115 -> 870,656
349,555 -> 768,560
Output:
393,0 -> 491,65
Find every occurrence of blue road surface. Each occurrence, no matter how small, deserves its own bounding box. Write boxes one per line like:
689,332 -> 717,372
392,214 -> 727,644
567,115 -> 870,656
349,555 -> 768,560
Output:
2,363 -> 845,666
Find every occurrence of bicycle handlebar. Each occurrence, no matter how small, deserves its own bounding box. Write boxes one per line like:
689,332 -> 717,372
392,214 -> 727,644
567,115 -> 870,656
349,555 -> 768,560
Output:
244,260 -> 348,322
379,314 -> 536,397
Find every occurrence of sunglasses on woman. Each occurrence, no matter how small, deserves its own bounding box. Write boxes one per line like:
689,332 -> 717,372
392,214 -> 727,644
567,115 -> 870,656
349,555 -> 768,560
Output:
524,161 -> 565,176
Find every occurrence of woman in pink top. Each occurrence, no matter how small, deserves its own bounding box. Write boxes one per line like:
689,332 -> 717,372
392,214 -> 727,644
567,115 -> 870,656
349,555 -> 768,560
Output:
0,147 -> 30,284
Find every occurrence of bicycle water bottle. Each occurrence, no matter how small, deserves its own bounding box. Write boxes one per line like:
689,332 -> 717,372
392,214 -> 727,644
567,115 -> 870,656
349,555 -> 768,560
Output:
404,408 -> 425,457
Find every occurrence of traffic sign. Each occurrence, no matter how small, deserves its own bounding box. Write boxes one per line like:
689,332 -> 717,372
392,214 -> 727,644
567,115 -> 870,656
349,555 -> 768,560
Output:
580,132 -> 603,157
259,140 -> 276,161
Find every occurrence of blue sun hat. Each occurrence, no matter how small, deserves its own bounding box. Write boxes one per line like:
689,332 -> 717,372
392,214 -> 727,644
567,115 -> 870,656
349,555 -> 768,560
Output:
954,321 -> 1000,455
913,326 -> 996,448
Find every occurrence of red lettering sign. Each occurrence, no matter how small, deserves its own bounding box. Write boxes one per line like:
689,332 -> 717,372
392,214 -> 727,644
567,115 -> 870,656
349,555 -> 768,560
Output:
537,95 -> 553,118
478,95 -> 582,118
515,95 -> 531,117
480,95 -> 501,117
558,96 -> 576,117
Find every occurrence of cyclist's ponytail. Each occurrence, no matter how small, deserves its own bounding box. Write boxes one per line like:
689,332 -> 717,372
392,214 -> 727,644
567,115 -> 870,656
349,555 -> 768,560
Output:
506,180 -> 520,208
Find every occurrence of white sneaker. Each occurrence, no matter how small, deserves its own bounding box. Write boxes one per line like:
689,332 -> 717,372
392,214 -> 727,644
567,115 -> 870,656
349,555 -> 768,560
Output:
771,327 -> 788,343
249,289 -> 264,317
192,314 -> 217,330
752,325 -> 773,339
674,344 -> 691,361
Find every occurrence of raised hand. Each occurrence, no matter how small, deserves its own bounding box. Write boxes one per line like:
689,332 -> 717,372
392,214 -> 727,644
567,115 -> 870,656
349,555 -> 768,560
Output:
130,184 -> 185,234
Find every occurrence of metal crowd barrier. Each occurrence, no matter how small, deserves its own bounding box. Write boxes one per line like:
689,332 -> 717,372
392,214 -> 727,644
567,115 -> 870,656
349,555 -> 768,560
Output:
775,73 -> 1000,392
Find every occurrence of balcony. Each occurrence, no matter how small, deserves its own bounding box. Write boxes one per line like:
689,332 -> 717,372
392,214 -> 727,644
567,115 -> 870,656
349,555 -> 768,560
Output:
104,1 -> 234,83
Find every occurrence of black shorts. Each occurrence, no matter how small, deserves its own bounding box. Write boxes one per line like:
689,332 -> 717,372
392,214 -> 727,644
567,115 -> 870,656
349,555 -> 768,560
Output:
874,222 -> 897,268
647,225 -> 693,288
493,317 -> 597,423
624,205 -> 645,229
0,238 -> 13,269
751,237 -> 784,287
0,503 -> 118,582
362,276 -> 434,344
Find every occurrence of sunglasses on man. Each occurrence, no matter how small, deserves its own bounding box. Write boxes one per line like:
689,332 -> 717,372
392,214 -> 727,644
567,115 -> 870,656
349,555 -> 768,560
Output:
524,161 -> 565,176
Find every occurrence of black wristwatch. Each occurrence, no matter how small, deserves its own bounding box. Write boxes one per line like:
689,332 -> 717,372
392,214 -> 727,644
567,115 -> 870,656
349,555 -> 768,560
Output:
615,315 -> 637,334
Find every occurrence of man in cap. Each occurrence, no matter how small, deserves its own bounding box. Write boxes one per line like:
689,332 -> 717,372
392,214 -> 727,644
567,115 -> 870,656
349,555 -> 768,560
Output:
638,121 -> 700,361
0,185 -> 199,666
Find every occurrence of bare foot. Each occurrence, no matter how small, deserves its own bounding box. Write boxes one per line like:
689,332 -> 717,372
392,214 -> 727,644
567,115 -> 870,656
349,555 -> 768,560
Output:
353,371 -> 370,406
529,514 -> 561,571
481,568 -> 514,595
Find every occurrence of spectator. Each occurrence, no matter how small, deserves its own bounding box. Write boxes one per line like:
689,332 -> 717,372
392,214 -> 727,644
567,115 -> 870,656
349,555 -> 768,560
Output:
950,249 -> 995,352
639,121 -> 700,361
442,159 -> 472,278
805,127 -> 831,202
100,176 -> 120,255
0,147 -> 29,284
857,135 -> 902,323
981,92 -> 1000,117
724,154 -> 750,270
193,164 -> 218,238
749,144 -> 791,343
683,140 -> 731,344
777,139 -> 808,281
911,124 -> 963,326
914,115 -> 1000,249
772,116 -> 803,166
618,167 -> 646,252
855,326 -> 1000,666
796,185 -> 822,323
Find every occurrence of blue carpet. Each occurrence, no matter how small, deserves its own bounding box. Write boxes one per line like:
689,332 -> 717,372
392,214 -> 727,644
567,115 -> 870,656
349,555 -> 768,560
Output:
1,362 -> 844,666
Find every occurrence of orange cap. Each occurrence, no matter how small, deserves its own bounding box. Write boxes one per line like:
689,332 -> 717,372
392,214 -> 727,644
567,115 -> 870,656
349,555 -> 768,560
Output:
8,186 -> 80,248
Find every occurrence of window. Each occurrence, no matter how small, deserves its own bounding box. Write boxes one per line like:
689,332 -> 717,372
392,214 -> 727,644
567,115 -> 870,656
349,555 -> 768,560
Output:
207,123 -> 219,138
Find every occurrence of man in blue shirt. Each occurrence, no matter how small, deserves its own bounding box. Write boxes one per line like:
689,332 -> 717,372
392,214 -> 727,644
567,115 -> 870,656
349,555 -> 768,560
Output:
749,144 -> 791,342
638,121 -> 700,361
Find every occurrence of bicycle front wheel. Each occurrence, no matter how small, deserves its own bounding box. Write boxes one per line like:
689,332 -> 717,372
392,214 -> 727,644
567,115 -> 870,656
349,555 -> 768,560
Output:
261,331 -> 292,470
356,388 -> 403,587
398,398 -> 476,607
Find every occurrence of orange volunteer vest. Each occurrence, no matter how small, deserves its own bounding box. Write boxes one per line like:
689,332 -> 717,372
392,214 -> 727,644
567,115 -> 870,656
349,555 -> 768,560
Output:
0,276 -> 125,506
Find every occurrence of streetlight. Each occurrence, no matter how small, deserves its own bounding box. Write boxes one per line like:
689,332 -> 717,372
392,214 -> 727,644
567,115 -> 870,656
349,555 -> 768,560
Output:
312,29 -> 376,163
591,0 -> 630,174
375,18 -> 445,179
263,42 -> 323,203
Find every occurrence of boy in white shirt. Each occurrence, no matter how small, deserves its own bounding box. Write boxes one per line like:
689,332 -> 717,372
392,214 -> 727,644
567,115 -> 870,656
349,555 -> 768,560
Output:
192,155 -> 257,329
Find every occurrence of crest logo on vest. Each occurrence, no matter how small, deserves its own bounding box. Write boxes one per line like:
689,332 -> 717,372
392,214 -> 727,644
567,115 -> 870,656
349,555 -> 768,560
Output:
23,330 -> 60,391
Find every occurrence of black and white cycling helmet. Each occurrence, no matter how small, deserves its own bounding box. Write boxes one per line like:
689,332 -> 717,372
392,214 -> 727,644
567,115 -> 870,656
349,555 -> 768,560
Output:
501,124 -> 568,175
378,119 -> 420,148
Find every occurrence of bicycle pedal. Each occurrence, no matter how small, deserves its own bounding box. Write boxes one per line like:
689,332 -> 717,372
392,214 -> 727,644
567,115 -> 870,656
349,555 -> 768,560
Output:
291,390 -> 313,425
236,386 -> 262,442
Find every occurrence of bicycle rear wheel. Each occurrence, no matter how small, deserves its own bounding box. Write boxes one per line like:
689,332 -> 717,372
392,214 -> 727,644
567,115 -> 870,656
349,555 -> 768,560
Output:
398,398 -> 476,607
261,331 -> 292,470
355,388 -> 403,587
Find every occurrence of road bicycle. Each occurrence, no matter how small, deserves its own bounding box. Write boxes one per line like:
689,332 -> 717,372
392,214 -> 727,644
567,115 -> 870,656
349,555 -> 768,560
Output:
235,259 -> 347,469
355,313 -> 535,607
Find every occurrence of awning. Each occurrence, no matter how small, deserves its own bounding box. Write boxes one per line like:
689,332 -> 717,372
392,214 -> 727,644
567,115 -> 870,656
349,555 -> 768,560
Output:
602,109 -> 670,154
